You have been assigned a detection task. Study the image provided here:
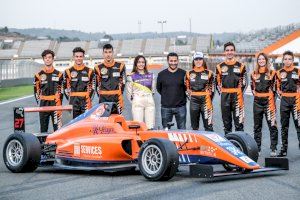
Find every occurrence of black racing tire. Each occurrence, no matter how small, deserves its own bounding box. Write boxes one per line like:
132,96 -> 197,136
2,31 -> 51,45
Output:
138,138 -> 179,181
223,131 -> 259,172
3,133 -> 41,173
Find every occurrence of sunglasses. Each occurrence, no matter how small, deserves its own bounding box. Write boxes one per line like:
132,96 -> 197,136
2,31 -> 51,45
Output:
194,58 -> 203,61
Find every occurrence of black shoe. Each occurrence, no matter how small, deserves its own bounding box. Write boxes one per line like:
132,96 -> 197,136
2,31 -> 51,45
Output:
278,150 -> 287,157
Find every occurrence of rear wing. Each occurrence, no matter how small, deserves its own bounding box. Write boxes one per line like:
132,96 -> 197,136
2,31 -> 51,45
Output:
14,105 -> 73,133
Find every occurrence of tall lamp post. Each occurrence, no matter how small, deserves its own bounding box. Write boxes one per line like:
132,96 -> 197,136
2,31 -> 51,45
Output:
157,20 -> 167,33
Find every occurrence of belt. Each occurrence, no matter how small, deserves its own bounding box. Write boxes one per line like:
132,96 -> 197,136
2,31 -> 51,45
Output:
254,91 -> 272,98
40,95 -> 56,100
70,92 -> 89,97
282,92 -> 300,97
221,88 -> 241,93
191,91 -> 210,96
99,90 -> 120,95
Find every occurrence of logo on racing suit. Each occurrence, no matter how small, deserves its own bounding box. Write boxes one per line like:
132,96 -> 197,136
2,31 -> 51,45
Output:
280,72 -> 287,79
71,71 -> 78,78
190,73 -> 196,80
101,68 -> 108,75
40,74 -> 47,81
221,66 -> 228,73
254,73 -> 260,80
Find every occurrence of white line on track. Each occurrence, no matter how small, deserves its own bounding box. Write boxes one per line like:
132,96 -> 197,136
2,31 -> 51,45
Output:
0,95 -> 33,105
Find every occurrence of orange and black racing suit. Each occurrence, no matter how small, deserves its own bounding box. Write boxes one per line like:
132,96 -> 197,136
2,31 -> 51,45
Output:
64,64 -> 94,119
216,59 -> 247,134
276,66 -> 300,152
94,60 -> 126,114
251,68 -> 278,152
34,66 -> 63,132
186,66 -> 215,131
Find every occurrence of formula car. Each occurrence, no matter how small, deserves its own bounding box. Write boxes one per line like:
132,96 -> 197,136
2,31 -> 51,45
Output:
3,102 -> 288,181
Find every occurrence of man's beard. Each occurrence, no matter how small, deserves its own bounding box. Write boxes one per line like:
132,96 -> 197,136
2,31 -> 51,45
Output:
169,64 -> 178,70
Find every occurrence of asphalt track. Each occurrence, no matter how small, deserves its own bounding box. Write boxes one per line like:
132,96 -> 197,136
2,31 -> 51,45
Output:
0,78 -> 300,199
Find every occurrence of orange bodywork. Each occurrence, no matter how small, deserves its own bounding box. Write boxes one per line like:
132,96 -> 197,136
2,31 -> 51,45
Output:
45,104 -> 260,170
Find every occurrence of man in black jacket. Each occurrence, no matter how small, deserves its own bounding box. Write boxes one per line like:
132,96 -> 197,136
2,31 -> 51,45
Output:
157,52 -> 187,129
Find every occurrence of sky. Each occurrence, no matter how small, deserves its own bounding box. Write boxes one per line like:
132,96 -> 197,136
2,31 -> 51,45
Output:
1,0 -> 299,34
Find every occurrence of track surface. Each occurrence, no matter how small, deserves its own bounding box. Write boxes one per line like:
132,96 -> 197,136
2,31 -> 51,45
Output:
0,74 -> 300,200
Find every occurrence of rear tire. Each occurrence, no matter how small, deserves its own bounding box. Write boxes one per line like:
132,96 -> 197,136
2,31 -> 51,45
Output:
138,138 -> 179,181
223,132 -> 259,172
3,133 -> 41,172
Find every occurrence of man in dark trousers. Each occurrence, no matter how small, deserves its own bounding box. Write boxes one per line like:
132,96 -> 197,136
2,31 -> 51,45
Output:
156,52 -> 187,129
276,50 -> 300,157
34,49 -> 63,132
216,42 -> 248,134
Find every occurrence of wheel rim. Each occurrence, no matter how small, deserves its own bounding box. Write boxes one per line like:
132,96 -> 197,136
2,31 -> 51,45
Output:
6,139 -> 24,167
142,144 -> 163,175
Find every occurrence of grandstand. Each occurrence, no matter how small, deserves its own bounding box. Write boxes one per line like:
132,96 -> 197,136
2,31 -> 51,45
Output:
144,38 -> 167,56
56,41 -> 86,59
20,40 -> 52,58
119,39 -> 143,57
0,23 -> 299,66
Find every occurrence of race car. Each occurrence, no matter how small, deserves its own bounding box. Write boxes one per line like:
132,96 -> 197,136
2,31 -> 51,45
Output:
3,102 -> 288,181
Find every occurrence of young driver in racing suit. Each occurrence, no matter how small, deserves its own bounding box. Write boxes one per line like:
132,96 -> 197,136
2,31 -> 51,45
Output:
276,51 -> 300,157
126,55 -> 155,130
216,42 -> 248,134
185,52 -> 215,131
34,49 -> 63,132
250,52 -> 278,156
64,47 -> 94,119
94,44 -> 126,114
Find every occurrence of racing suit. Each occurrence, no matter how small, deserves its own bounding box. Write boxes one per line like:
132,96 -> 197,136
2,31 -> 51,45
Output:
250,68 -> 278,152
94,60 -> 126,114
64,64 -> 94,119
126,72 -> 155,129
34,66 -> 63,132
216,59 -> 247,134
185,66 -> 215,131
276,66 -> 300,153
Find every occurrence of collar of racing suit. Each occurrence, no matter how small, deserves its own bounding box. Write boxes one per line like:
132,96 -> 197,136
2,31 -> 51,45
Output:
225,58 -> 237,65
283,65 -> 295,72
193,66 -> 205,72
259,66 -> 267,73
74,64 -> 85,71
42,66 -> 55,74
103,59 -> 116,67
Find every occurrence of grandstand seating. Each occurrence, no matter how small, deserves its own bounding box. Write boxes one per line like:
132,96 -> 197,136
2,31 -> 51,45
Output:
56,41 -> 86,59
20,40 -> 51,57
119,39 -> 143,57
144,38 -> 167,55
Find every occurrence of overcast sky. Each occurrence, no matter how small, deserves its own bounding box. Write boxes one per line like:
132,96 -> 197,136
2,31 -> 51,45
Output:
1,0 -> 299,34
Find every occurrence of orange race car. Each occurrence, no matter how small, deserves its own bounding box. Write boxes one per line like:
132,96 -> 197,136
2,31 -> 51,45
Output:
3,102 -> 288,181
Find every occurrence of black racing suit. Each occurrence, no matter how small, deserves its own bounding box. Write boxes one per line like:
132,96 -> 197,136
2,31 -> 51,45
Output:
276,66 -> 300,152
34,66 -> 63,132
94,60 -> 126,114
251,69 -> 278,151
186,67 -> 215,131
64,64 -> 94,119
216,59 -> 247,134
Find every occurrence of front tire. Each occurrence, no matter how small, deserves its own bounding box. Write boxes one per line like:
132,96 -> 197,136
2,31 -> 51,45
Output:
223,132 -> 259,172
3,133 -> 41,172
138,138 -> 179,181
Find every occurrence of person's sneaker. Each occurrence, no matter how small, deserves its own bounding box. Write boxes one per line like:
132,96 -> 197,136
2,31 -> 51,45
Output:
270,150 -> 277,157
278,150 -> 287,157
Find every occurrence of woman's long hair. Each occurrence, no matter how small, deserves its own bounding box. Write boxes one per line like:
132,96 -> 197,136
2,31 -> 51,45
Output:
192,58 -> 207,69
132,55 -> 149,74
254,52 -> 270,76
